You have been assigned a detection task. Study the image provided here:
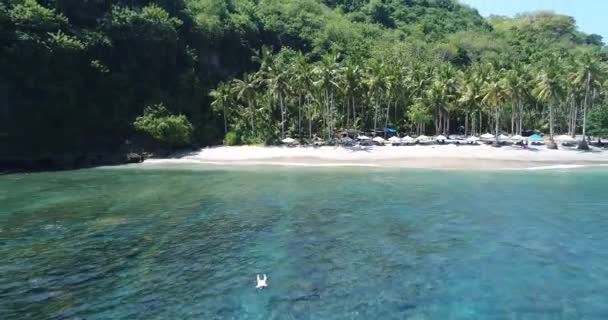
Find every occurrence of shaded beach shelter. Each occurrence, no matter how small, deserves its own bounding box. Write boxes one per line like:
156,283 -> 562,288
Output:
417,135 -> 431,141
511,134 -> 524,141
480,133 -> 495,140
417,135 -> 433,144
435,135 -> 447,142
372,136 -> 386,143
466,136 -> 480,144
555,135 -> 576,143
402,136 -> 417,144
281,137 -> 296,144
388,136 -> 401,145
555,135 -> 577,146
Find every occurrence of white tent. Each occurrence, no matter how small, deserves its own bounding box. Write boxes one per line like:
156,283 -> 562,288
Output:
417,135 -> 431,141
388,136 -> 401,142
466,136 -> 480,142
435,135 -> 447,141
511,134 -> 524,141
281,137 -> 296,144
480,133 -> 495,140
357,135 -> 371,140
372,136 -> 386,143
402,136 -> 417,144
499,134 -> 510,141
555,135 -> 576,143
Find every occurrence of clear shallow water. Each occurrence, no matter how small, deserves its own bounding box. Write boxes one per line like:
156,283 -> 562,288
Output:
1,166 -> 608,319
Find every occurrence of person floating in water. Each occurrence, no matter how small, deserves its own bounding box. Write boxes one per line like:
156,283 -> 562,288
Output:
256,274 -> 268,289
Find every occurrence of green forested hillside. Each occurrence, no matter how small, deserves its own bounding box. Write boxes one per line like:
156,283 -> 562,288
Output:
1,0 -> 607,167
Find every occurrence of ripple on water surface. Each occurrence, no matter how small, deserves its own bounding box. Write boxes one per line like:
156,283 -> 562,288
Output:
1,167 -> 608,319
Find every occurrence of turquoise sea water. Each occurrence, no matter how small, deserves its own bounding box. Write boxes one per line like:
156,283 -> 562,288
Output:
1,165 -> 608,319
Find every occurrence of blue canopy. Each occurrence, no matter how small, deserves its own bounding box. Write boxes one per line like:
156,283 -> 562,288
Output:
384,128 -> 397,133
528,134 -> 542,140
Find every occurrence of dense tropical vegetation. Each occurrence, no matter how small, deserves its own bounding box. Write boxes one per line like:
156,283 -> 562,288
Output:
2,0 -> 608,165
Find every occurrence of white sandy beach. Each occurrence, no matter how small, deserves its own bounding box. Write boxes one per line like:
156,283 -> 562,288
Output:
143,144 -> 608,169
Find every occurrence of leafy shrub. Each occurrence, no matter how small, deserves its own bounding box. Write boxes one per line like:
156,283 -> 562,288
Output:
133,103 -> 194,147
224,131 -> 239,146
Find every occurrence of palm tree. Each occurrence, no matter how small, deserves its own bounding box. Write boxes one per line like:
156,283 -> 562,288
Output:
365,60 -> 389,135
290,52 -> 314,139
232,74 -> 258,134
266,69 -> 291,139
571,50 -> 607,148
209,82 -> 233,136
340,61 -> 363,130
458,69 -> 482,136
481,66 -> 506,146
313,52 -> 340,140
533,55 -> 564,149
503,63 -> 530,135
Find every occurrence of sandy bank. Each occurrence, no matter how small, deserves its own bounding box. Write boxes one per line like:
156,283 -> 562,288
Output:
142,145 -> 608,169
144,145 -> 608,169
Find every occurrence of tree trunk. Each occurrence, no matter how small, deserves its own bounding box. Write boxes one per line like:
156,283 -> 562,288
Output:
384,100 -> 391,138
511,103 -> 515,134
298,94 -> 302,139
494,107 -> 500,146
280,93 -> 285,139
471,112 -> 476,136
309,118 -> 312,140
223,105 -> 227,135
249,99 -> 255,134
549,104 -> 555,141
582,72 -> 591,140
352,96 -> 356,126
345,97 -> 350,129
518,101 -> 524,135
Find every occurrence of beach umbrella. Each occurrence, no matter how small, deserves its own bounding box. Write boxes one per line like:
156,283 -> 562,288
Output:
281,137 -> 296,144
555,135 -> 576,143
480,133 -> 495,140
435,135 -> 447,141
466,136 -> 480,142
499,134 -> 510,141
511,135 -> 524,141
527,134 -> 542,141
417,135 -> 431,141
402,136 -> 417,144
357,135 -> 371,140
372,136 -> 386,143
388,136 -> 401,142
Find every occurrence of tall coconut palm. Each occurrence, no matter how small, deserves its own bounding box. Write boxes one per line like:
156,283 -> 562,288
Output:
571,50 -> 607,147
458,68 -> 482,136
364,60 -> 389,135
503,63 -> 530,135
266,68 -> 291,139
427,63 -> 458,134
313,52 -> 340,140
290,52 -> 314,139
533,55 -> 564,149
232,73 -> 258,134
481,67 -> 507,146
209,82 -> 233,136
340,61 -> 364,130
